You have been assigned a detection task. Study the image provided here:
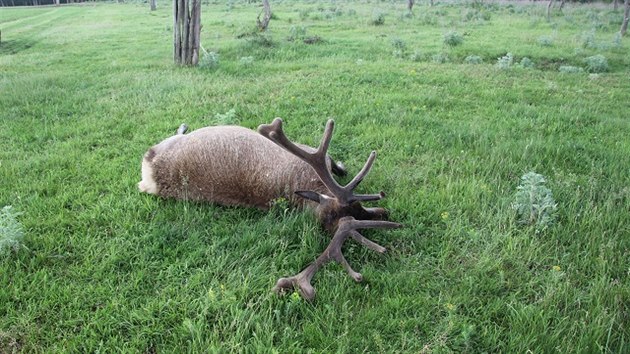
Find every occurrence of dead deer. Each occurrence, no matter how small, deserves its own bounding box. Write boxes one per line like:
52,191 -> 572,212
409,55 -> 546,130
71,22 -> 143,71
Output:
139,118 -> 401,301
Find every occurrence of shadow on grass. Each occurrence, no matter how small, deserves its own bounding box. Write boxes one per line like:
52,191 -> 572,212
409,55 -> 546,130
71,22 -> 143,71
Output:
0,38 -> 39,55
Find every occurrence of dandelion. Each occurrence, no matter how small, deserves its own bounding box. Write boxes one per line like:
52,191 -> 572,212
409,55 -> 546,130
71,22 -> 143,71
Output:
441,211 -> 449,220
446,303 -> 455,311
552,265 -> 561,272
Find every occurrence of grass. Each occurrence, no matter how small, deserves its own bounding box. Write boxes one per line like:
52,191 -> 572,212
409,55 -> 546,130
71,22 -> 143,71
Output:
1,0 -> 629,352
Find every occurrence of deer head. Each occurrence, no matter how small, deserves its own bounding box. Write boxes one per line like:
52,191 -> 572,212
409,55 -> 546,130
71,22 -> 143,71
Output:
258,118 -> 402,301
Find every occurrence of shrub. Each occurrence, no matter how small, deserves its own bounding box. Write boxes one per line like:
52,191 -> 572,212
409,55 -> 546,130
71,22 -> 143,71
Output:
537,35 -> 553,47
580,29 -> 597,49
443,31 -> 463,47
391,38 -> 407,58
584,54 -> 608,73
496,52 -> 513,69
464,55 -> 483,64
432,53 -> 450,64
288,25 -> 308,42
410,50 -> 423,62
519,57 -> 535,69
0,206 -> 24,257
199,50 -> 219,69
512,172 -> 557,232
370,9 -> 385,26
559,65 -> 584,73
239,56 -> 254,66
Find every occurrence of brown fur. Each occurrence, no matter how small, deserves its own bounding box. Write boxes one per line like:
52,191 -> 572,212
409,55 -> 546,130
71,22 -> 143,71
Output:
139,125 -> 329,209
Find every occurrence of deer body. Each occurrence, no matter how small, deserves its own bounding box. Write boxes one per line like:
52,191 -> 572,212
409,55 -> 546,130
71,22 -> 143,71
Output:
139,125 -> 329,209
140,119 -> 400,301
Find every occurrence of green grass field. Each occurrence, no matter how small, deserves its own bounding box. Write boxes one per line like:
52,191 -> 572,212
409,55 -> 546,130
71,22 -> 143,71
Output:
1,0 -> 629,352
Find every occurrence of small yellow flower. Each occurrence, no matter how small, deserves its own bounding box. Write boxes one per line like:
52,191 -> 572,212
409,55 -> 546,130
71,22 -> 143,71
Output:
441,211 -> 449,220
410,69 -> 416,75
220,284 -> 225,291
552,265 -> 561,272
291,292 -> 301,302
446,303 -> 455,311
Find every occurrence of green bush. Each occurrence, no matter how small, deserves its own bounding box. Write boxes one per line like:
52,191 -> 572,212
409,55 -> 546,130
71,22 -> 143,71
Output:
464,55 -> 483,64
496,52 -> 513,69
370,9 -> 385,26
512,172 -> 557,232
584,54 -> 608,73
443,31 -> 464,47
0,206 -> 24,256
199,50 -> 219,69
519,57 -> 535,69
537,35 -> 554,47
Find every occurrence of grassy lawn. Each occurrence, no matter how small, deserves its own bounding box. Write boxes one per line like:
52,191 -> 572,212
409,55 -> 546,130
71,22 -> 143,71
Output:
1,0 -> 629,352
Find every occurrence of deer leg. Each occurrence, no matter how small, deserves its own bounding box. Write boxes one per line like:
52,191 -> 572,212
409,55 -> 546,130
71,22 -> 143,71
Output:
177,123 -> 188,135
330,158 -> 347,177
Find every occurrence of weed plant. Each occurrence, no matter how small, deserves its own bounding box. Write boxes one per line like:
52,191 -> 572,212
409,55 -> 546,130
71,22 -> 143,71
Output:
443,30 -> 464,46
513,172 -> 557,232
584,54 -> 608,73
464,55 -> 483,64
0,206 -> 24,256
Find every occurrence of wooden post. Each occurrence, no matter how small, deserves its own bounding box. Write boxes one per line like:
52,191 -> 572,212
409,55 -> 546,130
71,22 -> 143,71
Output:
174,0 -> 201,65
621,0 -> 630,36
256,0 -> 271,31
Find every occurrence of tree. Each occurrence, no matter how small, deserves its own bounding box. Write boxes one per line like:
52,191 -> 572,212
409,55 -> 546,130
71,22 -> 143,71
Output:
174,0 -> 201,65
547,0 -> 555,20
614,0 -> 619,11
256,0 -> 271,31
622,0 -> 630,36
150,0 -> 156,11
407,0 -> 414,12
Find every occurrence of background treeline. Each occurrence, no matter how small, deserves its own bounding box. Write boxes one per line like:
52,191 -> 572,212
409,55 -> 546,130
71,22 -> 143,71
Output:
1,0 -> 94,6
0,0 -> 622,8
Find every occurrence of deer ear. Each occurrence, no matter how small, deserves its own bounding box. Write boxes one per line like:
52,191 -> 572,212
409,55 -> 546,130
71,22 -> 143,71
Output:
295,191 -> 322,203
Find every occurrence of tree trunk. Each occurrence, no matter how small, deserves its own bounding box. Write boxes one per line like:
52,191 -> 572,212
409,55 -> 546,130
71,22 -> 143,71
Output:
430,0 -> 434,7
256,0 -> 271,31
55,0 -> 59,6
547,0 -> 554,20
150,0 -> 156,11
621,0 -> 630,36
614,0 -> 619,11
407,0 -> 414,12
559,0 -> 565,11
174,0 -> 201,65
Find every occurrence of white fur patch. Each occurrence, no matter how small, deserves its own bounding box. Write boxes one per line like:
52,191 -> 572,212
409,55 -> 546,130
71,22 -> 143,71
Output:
138,159 -> 158,194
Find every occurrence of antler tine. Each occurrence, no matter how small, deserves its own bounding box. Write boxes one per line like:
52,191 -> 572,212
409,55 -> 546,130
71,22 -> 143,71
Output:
273,217 -> 402,301
344,151 -> 377,192
258,118 -> 347,199
316,119 -> 335,157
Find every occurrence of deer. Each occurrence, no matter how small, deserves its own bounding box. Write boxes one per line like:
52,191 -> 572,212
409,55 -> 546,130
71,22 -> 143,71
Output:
139,118 -> 402,301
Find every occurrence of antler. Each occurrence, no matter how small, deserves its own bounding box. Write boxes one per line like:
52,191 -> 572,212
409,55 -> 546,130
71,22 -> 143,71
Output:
273,216 -> 402,301
258,118 -> 384,204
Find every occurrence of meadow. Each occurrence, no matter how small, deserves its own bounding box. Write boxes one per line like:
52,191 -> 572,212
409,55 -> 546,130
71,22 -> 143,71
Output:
1,0 -> 629,352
